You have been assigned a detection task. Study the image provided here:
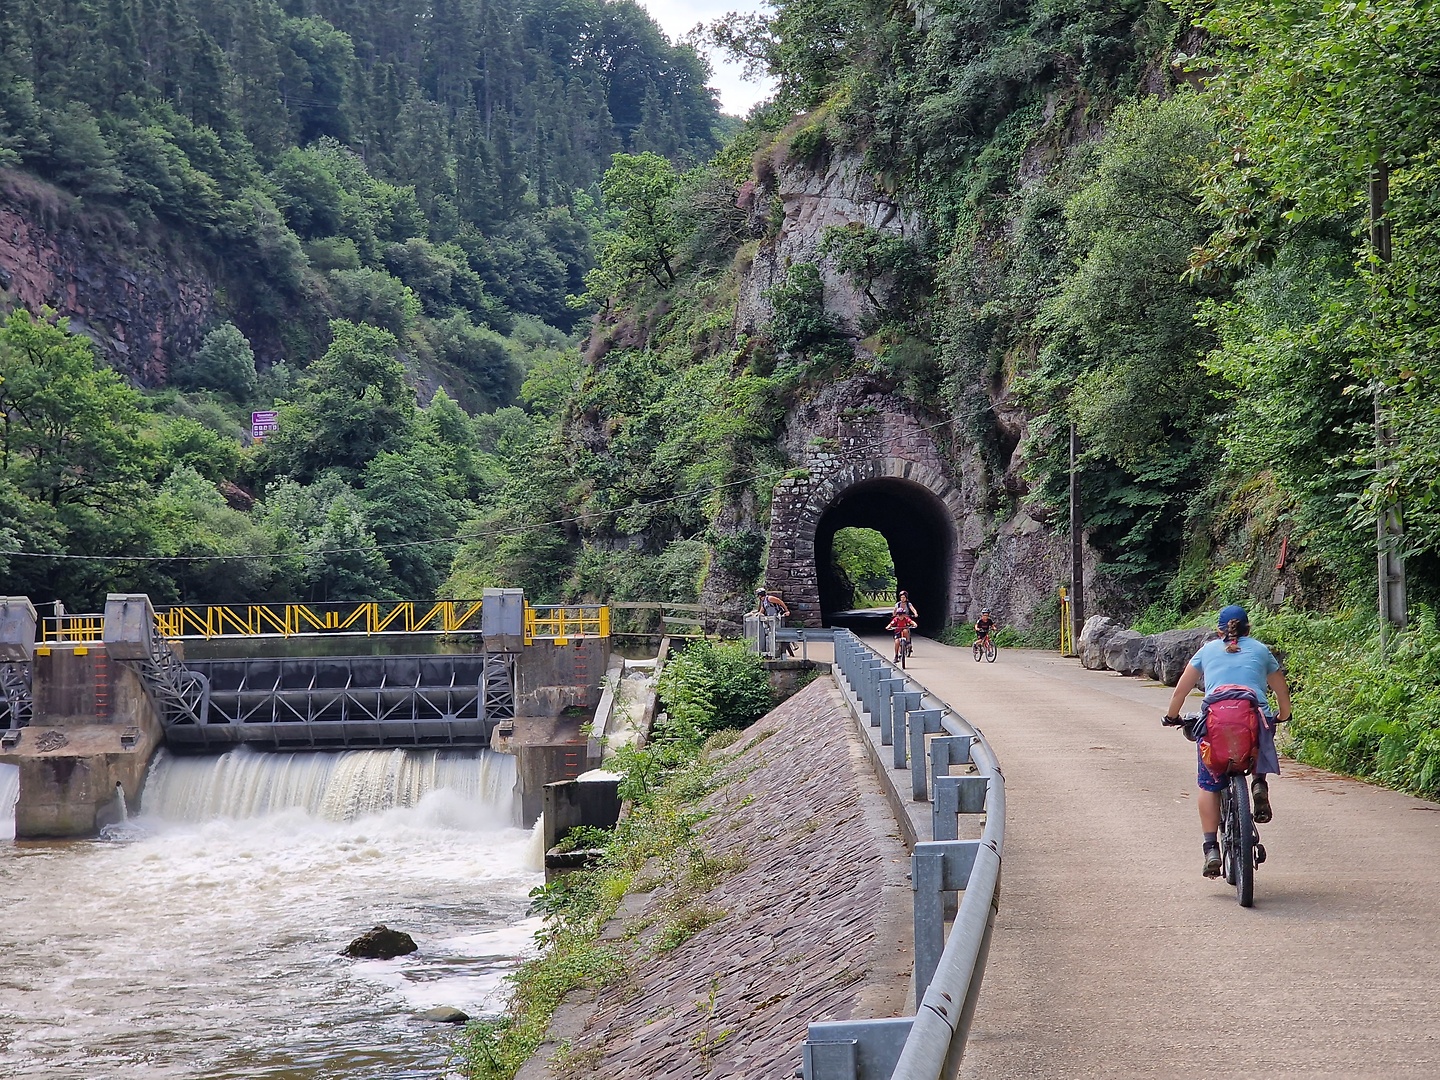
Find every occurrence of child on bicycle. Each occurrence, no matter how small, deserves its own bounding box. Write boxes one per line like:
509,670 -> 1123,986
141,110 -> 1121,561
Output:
974,609 -> 997,642
1164,605 -> 1292,879
886,610 -> 916,658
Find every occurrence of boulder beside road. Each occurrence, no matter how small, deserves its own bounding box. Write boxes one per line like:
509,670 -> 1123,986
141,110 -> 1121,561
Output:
1078,616 -> 1121,670
1076,618 -> 1213,686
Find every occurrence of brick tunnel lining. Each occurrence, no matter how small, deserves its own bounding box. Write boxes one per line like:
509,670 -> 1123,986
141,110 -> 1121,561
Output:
815,478 -> 956,635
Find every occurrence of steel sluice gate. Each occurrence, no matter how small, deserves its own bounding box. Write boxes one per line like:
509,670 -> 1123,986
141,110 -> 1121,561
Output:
166,653 -> 516,750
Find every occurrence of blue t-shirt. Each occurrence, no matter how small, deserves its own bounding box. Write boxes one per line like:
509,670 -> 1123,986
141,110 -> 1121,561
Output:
1190,636 -> 1280,702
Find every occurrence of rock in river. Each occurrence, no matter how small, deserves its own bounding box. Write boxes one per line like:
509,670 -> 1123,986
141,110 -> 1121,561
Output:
341,925 -> 417,959
418,1006 -> 471,1024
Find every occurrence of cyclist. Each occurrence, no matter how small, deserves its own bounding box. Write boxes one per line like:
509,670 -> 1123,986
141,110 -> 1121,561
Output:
891,590 -> 918,645
886,609 -> 916,661
974,608 -> 998,646
754,587 -> 794,656
1164,605 -> 1292,879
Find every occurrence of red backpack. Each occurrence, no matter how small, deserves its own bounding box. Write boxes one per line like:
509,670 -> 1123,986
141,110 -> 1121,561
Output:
1199,685 -> 1262,780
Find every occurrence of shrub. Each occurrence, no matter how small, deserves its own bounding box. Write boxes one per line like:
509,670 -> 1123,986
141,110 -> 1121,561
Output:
171,323 -> 258,400
656,639 -> 772,739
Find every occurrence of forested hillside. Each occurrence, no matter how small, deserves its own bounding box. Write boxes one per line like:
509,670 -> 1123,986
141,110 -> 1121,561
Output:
0,0 -> 723,604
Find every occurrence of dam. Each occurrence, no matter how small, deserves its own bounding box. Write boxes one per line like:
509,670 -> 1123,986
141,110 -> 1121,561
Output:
0,590 -> 613,838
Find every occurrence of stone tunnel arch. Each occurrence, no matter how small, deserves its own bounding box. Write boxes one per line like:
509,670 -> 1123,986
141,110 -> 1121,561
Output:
816,478 -> 957,635
766,456 -> 971,635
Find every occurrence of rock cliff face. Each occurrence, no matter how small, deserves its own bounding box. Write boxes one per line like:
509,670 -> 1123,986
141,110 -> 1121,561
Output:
731,146 -> 1097,631
0,172 -> 218,385
735,151 -> 921,339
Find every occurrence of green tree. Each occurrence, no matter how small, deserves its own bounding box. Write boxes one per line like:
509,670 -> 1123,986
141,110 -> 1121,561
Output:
831,527 -> 896,594
0,308 -> 150,508
580,152 -> 683,303
1198,0 -> 1440,570
171,322 -> 258,400
261,319 -> 415,482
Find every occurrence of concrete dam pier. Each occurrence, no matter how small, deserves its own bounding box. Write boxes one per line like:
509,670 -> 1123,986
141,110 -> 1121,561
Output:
0,592 -> 613,838
0,597 -> 162,837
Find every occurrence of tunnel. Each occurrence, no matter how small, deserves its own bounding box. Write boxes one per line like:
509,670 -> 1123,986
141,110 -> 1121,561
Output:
814,478 -> 956,636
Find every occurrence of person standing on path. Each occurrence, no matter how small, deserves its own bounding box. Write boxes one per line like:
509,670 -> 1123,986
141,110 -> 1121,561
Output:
1165,604 -> 1293,878
754,587 -> 794,657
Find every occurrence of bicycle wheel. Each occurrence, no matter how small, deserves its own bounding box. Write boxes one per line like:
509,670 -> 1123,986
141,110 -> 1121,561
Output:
972,641 -> 983,662
984,638 -> 997,663
1226,773 -> 1255,907
896,639 -> 906,669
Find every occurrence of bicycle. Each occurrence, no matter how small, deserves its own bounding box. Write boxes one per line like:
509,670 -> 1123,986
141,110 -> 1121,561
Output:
972,634 -> 997,663
893,632 -> 912,668
1162,713 -> 1265,907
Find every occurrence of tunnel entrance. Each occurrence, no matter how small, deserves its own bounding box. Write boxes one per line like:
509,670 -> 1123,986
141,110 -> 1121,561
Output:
815,478 -> 956,635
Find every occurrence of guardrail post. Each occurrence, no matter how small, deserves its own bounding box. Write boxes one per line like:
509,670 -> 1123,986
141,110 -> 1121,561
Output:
886,690 -> 919,749
932,775 -> 990,842
912,839 -> 981,1003
909,708 -> 941,799
876,678 -> 904,730
801,1018 -> 913,1080
862,659 -> 883,719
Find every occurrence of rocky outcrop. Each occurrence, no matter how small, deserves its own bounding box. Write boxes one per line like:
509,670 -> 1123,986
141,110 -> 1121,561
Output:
735,150 -> 921,339
0,174 -> 219,384
341,925 -> 417,960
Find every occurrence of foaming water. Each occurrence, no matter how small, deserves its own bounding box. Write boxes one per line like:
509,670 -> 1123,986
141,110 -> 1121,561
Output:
142,746 -> 518,823
0,748 -> 540,1079
0,762 -> 17,841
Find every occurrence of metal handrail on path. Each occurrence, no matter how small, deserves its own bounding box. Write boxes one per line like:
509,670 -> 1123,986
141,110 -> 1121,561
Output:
801,630 -> 1006,1080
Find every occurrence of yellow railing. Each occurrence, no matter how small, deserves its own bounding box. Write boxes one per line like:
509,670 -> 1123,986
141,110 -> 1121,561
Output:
32,600 -> 613,644
40,616 -> 105,643
153,600 -> 485,640
524,604 -> 609,643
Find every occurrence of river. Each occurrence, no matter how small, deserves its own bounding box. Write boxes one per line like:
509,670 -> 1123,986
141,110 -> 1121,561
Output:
0,748 -> 541,1079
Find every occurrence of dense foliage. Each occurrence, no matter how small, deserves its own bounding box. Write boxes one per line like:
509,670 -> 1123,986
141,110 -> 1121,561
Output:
0,0 -> 730,605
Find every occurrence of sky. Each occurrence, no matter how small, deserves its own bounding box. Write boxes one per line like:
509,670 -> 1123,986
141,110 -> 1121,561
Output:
635,0 -> 777,116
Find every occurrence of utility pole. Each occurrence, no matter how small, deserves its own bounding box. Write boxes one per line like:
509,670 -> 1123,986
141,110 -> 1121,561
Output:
1371,160 -> 1407,647
1070,421 -> 1085,648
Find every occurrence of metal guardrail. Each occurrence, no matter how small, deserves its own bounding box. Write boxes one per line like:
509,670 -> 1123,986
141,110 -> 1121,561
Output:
154,600 -> 486,639
801,630 -> 1006,1080
41,616 -> 105,643
608,601 -> 718,639
523,604 -> 608,642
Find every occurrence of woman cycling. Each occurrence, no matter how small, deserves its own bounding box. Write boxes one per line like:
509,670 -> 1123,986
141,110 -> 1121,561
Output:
1164,605 -> 1292,878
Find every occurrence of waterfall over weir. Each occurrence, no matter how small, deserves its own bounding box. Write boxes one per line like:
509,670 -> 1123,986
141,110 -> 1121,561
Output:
141,746 -> 518,824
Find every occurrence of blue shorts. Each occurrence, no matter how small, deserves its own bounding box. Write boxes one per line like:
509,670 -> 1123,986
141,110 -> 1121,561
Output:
1196,711 -> 1280,792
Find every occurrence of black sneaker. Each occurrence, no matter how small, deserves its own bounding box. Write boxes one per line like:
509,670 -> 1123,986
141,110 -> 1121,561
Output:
1252,779 -> 1273,824
1202,842 -> 1222,878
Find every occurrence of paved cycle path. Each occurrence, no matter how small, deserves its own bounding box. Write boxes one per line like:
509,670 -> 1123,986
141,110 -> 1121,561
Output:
881,638 -> 1440,1080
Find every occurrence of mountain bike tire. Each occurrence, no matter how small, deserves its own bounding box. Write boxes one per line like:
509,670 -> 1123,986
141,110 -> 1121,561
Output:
972,641 -> 983,662
896,640 -> 906,669
984,639 -> 997,663
1223,773 -> 1256,907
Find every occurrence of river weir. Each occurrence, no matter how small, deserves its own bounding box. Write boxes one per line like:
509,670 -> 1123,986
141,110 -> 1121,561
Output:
0,748 -> 541,1079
